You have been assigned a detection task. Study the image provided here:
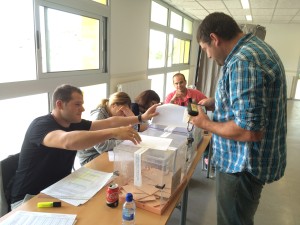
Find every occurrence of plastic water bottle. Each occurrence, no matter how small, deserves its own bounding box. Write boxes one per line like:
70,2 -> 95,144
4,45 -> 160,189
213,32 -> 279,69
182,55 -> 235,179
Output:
122,193 -> 136,225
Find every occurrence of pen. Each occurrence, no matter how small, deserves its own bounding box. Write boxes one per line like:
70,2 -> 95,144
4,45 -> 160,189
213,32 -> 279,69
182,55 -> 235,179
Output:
37,201 -> 61,208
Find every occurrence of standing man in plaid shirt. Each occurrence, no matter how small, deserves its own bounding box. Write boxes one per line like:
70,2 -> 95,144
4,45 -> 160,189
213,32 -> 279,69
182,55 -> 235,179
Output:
191,12 -> 287,225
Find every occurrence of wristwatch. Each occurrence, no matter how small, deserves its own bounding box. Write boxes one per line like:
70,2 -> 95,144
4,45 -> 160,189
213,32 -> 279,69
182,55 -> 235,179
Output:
138,114 -> 143,123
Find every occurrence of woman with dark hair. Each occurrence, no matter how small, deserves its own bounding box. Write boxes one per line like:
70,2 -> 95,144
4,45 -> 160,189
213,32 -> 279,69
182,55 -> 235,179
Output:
131,90 -> 160,132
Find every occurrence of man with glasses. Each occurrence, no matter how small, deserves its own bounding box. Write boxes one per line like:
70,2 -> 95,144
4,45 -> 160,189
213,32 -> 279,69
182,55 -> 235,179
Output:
165,73 -> 207,106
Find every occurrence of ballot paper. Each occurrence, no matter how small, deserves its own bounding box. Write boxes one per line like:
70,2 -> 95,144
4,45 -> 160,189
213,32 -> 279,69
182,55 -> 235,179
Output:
41,167 -> 113,206
121,134 -> 172,150
0,211 -> 76,225
151,103 -> 188,128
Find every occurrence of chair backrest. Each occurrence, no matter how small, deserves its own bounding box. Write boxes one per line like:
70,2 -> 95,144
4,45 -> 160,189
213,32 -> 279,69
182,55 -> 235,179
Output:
0,153 -> 19,216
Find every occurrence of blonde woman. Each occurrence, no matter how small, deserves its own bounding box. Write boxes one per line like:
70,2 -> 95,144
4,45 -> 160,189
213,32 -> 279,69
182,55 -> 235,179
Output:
78,92 -> 136,165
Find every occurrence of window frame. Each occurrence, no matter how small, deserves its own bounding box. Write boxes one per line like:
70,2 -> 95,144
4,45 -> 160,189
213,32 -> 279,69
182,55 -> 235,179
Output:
148,0 -> 193,101
0,0 -> 110,101
36,0 -> 108,79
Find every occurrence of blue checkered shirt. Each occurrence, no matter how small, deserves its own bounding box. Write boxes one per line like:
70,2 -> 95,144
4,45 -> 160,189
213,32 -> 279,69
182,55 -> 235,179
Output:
212,33 -> 287,183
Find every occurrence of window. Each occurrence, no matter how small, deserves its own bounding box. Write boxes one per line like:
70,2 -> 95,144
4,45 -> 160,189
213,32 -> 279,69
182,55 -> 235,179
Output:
170,12 -> 182,31
166,72 -> 176,97
172,38 -> 183,64
0,0 -> 110,160
40,8 -> 100,73
151,1 -> 168,26
180,69 -> 190,83
92,0 -> 107,5
0,94 -> 49,161
148,30 -> 167,69
148,74 -> 165,101
184,41 -> 191,63
148,1 -> 193,101
1,0 -> 108,82
167,34 -> 173,67
183,18 -> 193,34
0,0 -> 36,83
80,83 -> 107,120
172,38 -> 190,64
38,2 -> 107,77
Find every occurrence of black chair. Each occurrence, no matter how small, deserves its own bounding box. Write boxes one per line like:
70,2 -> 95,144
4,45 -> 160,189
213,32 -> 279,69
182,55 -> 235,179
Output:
0,153 -> 19,216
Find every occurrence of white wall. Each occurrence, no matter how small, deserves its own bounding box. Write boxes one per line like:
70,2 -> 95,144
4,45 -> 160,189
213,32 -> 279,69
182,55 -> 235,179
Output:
109,0 -> 200,93
109,1 -> 300,95
263,24 -> 300,98
263,24 -> 300,76
110,0 -> 151,93
189,20 -> 201,86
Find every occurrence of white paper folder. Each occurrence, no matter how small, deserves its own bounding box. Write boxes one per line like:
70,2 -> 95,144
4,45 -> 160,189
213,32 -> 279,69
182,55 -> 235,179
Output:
151,104 -> 188,128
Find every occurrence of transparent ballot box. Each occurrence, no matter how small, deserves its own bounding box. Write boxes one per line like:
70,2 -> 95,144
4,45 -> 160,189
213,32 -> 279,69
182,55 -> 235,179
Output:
149,121 -> 203,171
113,130 -> 187,214
150,103 -> 203,164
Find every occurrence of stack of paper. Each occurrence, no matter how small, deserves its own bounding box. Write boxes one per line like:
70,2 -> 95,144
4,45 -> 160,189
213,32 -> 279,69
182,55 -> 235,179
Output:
151,104 -> 188,127
41,167 -> 114,206
0,211 -> 76,225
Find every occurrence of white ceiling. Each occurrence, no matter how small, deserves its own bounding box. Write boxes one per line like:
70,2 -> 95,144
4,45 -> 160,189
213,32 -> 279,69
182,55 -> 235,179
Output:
162,0 -> 300,24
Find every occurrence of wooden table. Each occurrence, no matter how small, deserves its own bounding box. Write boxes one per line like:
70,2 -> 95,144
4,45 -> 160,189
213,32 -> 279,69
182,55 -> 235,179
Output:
0,133 -> 211,225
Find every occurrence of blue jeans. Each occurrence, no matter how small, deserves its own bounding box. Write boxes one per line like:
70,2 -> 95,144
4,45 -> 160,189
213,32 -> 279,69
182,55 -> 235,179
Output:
216,170 -> 264,225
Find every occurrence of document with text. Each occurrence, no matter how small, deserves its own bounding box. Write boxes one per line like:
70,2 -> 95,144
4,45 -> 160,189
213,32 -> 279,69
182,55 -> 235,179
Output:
41,167 -> 114,206
0,211 -> 76,225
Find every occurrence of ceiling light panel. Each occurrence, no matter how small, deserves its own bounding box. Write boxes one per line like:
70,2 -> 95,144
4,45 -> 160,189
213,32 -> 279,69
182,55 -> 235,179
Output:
241,0 -> 250,9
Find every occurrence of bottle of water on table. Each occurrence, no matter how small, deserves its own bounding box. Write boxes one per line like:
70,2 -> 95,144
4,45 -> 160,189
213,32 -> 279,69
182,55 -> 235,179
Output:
122,193 -> 136,225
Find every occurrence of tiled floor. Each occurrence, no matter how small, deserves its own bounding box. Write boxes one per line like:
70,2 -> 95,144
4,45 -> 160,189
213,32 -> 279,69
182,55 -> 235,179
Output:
167,100 -> 300,225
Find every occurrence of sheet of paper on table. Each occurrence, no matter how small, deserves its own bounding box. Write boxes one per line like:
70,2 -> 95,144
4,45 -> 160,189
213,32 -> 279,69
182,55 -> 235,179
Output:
0,211 -> 76,225
41,167 -> 114,206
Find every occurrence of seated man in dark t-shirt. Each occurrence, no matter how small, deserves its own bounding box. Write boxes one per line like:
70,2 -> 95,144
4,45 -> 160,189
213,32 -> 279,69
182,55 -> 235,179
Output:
11,84 -> 159,208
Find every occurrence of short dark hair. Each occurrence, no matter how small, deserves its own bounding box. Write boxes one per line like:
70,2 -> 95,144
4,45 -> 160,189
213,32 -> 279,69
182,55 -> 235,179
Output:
52,84 -> 83,108
197,12 -> 242,44
173,73 -> 186,82
135,90 -> 160,112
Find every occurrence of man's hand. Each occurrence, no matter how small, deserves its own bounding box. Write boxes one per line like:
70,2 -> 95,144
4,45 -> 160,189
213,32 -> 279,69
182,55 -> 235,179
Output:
189,105 -> 210,129
170,91 -> 184,103
141,103 -> 160,121
198,97 -> 215,111
112,125 -> 141,145
118,106 -> 135,117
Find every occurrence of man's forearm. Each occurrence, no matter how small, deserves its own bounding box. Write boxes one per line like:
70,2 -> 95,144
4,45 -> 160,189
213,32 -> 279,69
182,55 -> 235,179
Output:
91,116 -> 139,130
203,120 -> 263,142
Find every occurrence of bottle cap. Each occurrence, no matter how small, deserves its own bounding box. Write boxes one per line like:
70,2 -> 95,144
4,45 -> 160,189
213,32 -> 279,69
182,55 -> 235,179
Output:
125,193 -> 133,202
